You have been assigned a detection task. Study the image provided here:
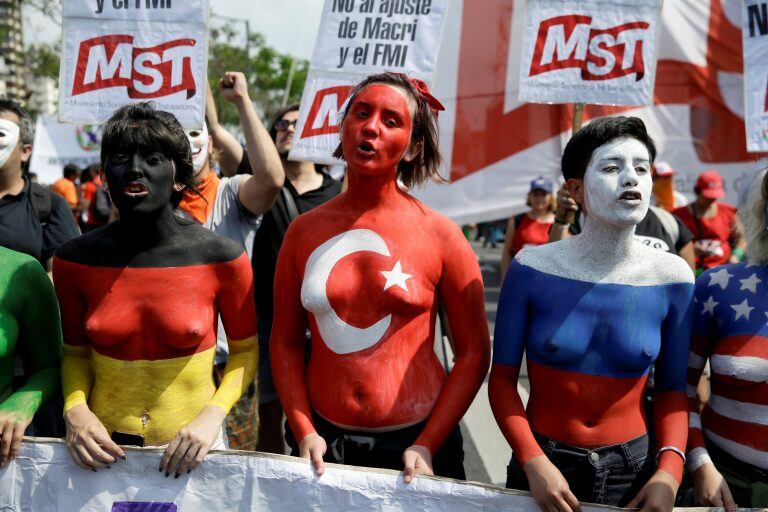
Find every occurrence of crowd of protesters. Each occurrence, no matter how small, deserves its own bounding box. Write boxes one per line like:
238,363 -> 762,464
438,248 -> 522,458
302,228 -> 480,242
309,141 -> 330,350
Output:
0,67 -> 766,512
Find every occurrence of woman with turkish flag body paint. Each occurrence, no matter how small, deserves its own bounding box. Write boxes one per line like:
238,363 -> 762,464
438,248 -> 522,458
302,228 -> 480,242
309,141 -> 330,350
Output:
271,72 -> 490,481
53,103 -> 258,477
490,117 -> 694,511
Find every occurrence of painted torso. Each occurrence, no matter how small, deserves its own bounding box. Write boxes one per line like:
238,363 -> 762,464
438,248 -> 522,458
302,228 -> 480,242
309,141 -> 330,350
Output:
285,194 -> 459,429
688,262 -> 768,469
495,238 -> 694,447
54,222 -> 256,445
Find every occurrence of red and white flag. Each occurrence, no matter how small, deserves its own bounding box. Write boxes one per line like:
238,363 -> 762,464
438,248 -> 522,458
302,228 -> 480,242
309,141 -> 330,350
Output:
742,0 -> 768,152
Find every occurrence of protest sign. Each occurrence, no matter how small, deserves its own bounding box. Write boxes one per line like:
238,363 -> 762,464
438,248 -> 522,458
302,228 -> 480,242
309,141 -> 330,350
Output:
742,1 -> 768,152
518,0 -> 662,106
58,0 -> 209,128
1,438 -> 709,511
290,0 -> 449,165
29,115 -> 101,184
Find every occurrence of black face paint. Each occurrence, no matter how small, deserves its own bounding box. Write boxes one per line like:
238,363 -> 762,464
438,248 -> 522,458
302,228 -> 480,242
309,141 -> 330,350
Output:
104,144 -> 175,216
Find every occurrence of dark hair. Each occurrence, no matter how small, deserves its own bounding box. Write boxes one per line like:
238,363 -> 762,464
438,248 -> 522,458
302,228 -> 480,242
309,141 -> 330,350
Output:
100,102 -> 196,207
268,103 -> 300,142
332,72 -> 444,188
0,99 -> 34,146
561,116 -> 656,181
63,163 -> 80,179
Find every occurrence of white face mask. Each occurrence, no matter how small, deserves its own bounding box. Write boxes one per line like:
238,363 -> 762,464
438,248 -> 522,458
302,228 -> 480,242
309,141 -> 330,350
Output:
186,124 -> 209,174
0,118 -> 21,168
583,137 -> 652,227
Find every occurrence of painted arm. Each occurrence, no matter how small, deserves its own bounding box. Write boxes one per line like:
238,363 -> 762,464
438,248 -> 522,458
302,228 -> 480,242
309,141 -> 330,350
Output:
500,216 -> 516,283
412,222 -> 491,456
209,253 -> 259,412
652,282 -> 694,483
205,83 -> 243,178
679,241 -> 696,271
219,72 -> 284,215
53,257 -> 124,470
0,258 -> 62,467
488,259 -> 542,464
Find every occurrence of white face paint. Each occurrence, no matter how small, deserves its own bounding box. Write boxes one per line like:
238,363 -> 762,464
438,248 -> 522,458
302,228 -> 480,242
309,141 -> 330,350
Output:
583,137 -> 652,227
0,118 -> 21,168
186,124 -> 209,174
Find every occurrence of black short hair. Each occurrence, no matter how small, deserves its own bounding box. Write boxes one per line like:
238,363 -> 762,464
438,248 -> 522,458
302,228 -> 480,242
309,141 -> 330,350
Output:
0,99 -> 34,146
63,163 -> 80,179
268,103 -> 300,142
100,102 -> 196,207
561,116 -> 656,181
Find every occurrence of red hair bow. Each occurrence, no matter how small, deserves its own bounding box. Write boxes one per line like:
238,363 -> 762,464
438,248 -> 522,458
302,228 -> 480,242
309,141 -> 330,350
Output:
408,77 -> 446,115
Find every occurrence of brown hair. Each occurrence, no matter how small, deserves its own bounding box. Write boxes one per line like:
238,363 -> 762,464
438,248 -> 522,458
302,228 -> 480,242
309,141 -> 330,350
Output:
332,72 -> 444,188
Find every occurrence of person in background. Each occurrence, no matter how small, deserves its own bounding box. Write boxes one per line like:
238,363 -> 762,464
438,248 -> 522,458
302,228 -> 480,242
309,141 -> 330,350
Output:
651,162 -> 688,211
684,167 -> 768,510
77,164 -> 107,232
241,103 -> 341,454
177,72 -> 284,451
0,99 -> 79,270
673,171 -> 745,273
51,163 -> 80,216
500,176 -> 555,282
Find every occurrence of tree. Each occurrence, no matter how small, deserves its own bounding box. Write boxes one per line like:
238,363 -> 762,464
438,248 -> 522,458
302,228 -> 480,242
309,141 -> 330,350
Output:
208,22 -> 309,126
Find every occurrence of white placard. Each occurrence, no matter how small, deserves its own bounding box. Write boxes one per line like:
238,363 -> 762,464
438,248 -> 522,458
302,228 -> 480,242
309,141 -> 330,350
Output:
29,115 -> 102,184
742,0 -> 768,152
58,0 -> 209,128
289,0 -> 449,164
518,0 -> 662,106
0,438 -> 632,511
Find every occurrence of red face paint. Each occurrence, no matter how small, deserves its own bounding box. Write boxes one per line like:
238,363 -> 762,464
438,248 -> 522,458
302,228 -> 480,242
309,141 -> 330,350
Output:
341,84 -> 413,176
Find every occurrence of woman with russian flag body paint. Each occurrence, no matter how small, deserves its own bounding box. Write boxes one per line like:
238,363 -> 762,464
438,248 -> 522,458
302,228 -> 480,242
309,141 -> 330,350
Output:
489,117 -> 694,511
685,167 -> 768,510
53,103 -> 258,478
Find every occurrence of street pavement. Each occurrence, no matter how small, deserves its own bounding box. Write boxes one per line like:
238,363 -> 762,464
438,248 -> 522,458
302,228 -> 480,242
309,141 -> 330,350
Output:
442,240 -> 530,486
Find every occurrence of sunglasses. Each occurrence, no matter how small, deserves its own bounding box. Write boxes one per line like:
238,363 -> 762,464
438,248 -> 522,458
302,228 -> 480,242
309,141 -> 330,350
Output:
274,119 -> 298,132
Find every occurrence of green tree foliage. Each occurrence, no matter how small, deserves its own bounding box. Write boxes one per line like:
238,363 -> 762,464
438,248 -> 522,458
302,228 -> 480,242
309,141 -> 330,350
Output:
208,22 -> 308,125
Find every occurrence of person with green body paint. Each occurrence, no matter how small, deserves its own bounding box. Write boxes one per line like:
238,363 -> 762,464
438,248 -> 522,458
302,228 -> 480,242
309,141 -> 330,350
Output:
0,245 -> 62,468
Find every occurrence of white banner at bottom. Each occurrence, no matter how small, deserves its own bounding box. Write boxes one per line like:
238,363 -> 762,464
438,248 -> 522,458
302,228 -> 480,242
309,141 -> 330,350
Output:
0,438 -> 736,511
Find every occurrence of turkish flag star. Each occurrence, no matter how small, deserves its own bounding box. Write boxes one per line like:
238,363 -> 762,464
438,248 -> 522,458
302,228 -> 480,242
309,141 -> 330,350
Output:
381,260 -> 412,292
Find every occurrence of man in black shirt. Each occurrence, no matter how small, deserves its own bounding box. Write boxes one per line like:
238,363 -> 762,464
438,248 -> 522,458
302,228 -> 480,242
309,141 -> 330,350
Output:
239,104 -> 341,453
0,100 -> 79,269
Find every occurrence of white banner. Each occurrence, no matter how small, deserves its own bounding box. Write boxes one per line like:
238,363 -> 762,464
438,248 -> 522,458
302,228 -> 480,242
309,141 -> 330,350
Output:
29,115 -> 101,185
58,0 -> 209,128
742,0 -> 768,152
289,0 -> 449,165
0,438 -> 630,511
412,0 -> 767,224
518,0 -> 662,106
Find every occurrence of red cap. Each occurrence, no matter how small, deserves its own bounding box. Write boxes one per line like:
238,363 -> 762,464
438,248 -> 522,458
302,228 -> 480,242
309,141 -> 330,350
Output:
696,170 -> 725,199
652,161 -> 676,178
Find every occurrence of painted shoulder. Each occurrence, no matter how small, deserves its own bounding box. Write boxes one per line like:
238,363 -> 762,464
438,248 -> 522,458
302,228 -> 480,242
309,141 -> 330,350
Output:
696,261 -> 753,296
514,240 -> 572,277
634,242 -> 695,285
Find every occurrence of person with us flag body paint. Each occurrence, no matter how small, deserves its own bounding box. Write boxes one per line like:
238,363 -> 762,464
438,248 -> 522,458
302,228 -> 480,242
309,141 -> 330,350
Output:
490,117 -> 694,512
53,103 -> 258,478
685,167 -> 768,510
271,72 -> 490,483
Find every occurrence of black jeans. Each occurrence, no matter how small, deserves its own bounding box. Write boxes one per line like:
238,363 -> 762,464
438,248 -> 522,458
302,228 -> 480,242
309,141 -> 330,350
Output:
506,432 -> 655,507
706,438 -> 768,508
285,415 -> 466,480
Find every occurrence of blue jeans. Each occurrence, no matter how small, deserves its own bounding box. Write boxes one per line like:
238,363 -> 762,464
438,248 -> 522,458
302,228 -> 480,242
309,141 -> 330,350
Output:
506,432 -> 655,507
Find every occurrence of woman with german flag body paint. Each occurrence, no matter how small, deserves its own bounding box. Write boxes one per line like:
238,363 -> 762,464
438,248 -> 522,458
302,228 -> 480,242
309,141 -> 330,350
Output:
53,103 -> 258,477
271,72 -> 490,482
0,246 -> 62,469
490,117 -> 694,511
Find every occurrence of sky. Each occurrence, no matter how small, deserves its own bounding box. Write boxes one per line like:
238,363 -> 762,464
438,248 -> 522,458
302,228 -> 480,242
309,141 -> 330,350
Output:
23,0 -> 324,60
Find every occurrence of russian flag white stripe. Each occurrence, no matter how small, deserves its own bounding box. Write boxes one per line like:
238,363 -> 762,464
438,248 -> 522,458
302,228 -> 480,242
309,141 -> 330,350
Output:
708,393 -> 768,426
705,430 -> 768,470
687,352 -> 706,370
711,354 -> 768,383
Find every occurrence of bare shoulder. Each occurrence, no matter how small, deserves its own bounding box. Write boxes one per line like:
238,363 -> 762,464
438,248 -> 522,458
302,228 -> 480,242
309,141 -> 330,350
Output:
634,242 -> 695,284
